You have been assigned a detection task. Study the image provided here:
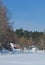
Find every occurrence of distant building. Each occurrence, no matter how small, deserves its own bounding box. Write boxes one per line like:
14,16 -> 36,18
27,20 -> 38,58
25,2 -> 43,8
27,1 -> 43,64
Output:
29,45 -> 38,52
14,44 -> 21,49
10,43 -> 21,49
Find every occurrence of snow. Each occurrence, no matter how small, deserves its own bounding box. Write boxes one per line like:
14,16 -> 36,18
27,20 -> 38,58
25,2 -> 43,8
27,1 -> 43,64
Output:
0,52 -> 45,65
10,43 -> 14,48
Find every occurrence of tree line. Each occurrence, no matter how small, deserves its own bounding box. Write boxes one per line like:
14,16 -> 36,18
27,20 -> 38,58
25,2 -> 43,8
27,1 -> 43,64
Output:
15,29 -> 45,50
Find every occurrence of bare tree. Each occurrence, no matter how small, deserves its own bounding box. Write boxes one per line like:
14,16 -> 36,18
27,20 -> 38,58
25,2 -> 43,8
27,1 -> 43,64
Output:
0,0 -> 15,49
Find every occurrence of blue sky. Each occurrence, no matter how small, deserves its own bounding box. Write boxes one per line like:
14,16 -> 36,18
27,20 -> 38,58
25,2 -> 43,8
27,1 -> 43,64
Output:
3,0 -> 45,31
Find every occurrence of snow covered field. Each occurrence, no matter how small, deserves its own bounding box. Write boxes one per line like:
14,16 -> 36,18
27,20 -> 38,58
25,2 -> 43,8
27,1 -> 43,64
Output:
0,52 -> 45,65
